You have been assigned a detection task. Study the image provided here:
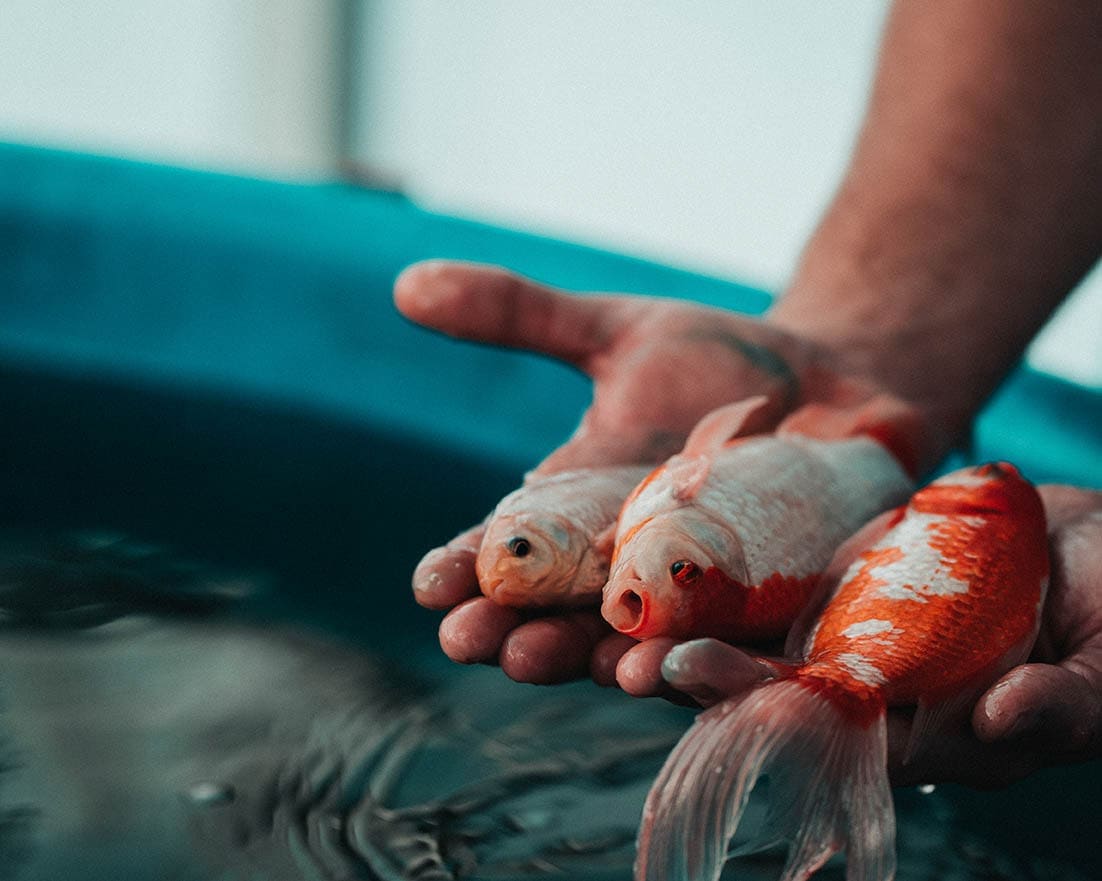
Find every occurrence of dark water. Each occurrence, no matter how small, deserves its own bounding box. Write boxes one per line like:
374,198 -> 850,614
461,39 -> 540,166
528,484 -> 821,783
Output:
1,364 -> 1098,881
0,532 -> 692,880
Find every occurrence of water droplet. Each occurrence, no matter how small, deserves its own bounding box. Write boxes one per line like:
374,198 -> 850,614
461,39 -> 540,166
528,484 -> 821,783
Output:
185,781 -> 236,807
918,783 -> 936,795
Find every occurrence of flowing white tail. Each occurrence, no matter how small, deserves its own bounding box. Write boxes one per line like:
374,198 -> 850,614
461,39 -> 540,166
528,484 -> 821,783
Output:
636,678 -> 895,881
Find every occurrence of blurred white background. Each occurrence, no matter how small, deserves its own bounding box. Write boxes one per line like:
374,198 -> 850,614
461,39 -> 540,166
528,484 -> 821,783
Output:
1,1 -> 1098,386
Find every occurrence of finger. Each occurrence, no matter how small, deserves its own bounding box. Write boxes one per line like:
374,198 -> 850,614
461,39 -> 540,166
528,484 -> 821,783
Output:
1037,484 -> 1102,524
591,633 -> 638,687
438,597 -> 524,664
974,662 -> 1102,757
661,639 -> 773,706
394,260 -> 622,369
411,524 -> 485,610
500,611 -> 609,684
616,638 -> 681,698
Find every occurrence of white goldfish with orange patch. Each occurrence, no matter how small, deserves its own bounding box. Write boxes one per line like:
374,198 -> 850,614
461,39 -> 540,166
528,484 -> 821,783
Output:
601,395 -> 916,643
637,462 -> 1049,881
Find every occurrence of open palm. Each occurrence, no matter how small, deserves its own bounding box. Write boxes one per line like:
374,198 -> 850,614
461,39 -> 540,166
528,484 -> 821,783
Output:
395,260 -> 925,684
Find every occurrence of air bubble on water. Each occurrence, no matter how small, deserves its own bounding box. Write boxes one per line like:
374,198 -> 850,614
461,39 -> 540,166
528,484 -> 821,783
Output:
918,784 -> 936,795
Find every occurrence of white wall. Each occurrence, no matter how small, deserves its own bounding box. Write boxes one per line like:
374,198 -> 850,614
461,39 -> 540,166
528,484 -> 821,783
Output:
354,1 -> 1101,387
0,0 -> 341,176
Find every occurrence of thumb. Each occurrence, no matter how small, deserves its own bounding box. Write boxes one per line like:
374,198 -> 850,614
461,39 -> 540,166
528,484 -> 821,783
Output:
974,659 -> 1102,757
393,260 -> 622,370
660,638 -> 774,705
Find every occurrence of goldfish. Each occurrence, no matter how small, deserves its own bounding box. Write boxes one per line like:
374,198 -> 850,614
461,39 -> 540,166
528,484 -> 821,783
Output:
636,462 -> 1049,881
601,395 -> 915,642
476,465 -> 652,607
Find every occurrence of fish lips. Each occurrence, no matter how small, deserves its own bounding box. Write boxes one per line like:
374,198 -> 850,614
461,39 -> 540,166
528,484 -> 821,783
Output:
600,569 -> 683,639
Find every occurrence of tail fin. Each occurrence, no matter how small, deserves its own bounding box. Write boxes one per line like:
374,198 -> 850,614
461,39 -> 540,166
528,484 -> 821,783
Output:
636,678 -> 894,881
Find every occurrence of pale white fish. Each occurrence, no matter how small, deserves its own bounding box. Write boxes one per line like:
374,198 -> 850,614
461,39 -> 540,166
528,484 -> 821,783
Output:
476,465 -> 652,608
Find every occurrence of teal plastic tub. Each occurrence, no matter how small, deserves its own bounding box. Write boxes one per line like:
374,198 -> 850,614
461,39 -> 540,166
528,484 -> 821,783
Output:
1,144 -> 1099,880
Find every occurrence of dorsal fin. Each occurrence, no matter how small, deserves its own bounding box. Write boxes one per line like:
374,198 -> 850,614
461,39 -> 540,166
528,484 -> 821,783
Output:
681,396 -> 773,459
672,396 -> 772,500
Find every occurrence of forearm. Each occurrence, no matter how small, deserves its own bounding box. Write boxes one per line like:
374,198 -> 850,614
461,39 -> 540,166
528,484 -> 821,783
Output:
769,0 -> 1102,463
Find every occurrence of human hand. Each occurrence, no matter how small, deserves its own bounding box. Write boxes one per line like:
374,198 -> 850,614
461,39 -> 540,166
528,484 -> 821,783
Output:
618,483 -> 1102,788
395,260 -> 931,685
940,483 -> 1102,787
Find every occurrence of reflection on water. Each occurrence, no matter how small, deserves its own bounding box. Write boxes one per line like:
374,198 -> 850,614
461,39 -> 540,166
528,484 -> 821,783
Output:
0,534 -> 1093,880
0,533 -> 684,881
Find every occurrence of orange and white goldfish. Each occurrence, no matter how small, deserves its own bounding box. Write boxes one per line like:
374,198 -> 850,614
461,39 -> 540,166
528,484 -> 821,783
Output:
601,395 -> 914,642
476,465 -> 651,607
636,462 -> 1049,881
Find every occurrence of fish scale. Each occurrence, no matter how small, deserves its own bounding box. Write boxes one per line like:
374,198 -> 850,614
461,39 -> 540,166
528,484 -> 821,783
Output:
694,435 -> 908,584
809,481 -> 1047,704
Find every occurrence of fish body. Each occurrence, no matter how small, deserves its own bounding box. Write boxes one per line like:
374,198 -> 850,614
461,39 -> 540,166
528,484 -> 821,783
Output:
801,462 -> 1048,708
476,465 -> 651,608
637,462 -> 1049,881
601,397 -> 913,642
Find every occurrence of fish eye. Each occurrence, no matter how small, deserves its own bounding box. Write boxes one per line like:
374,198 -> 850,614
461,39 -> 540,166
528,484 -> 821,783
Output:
670,560 -> 701,585
507,537 -> 532,558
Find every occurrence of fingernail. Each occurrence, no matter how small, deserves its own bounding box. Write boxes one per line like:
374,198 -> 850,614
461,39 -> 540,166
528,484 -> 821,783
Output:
981,679 -> 1013,722
661,641 -> 710,683
660,643 -> 692,679
413,571 -> 444,594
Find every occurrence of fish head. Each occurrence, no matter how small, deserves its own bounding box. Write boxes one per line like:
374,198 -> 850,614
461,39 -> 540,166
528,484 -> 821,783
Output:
476,511 -> 600,607
912,461 -> 1038,518
601,509 -> 748,639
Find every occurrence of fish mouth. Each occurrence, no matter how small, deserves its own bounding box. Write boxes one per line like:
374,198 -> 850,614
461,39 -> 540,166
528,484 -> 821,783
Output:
482,576 -> 534,608
601,585 -> 649,636
481,577 -> 506,601
481,573 -> 563,608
